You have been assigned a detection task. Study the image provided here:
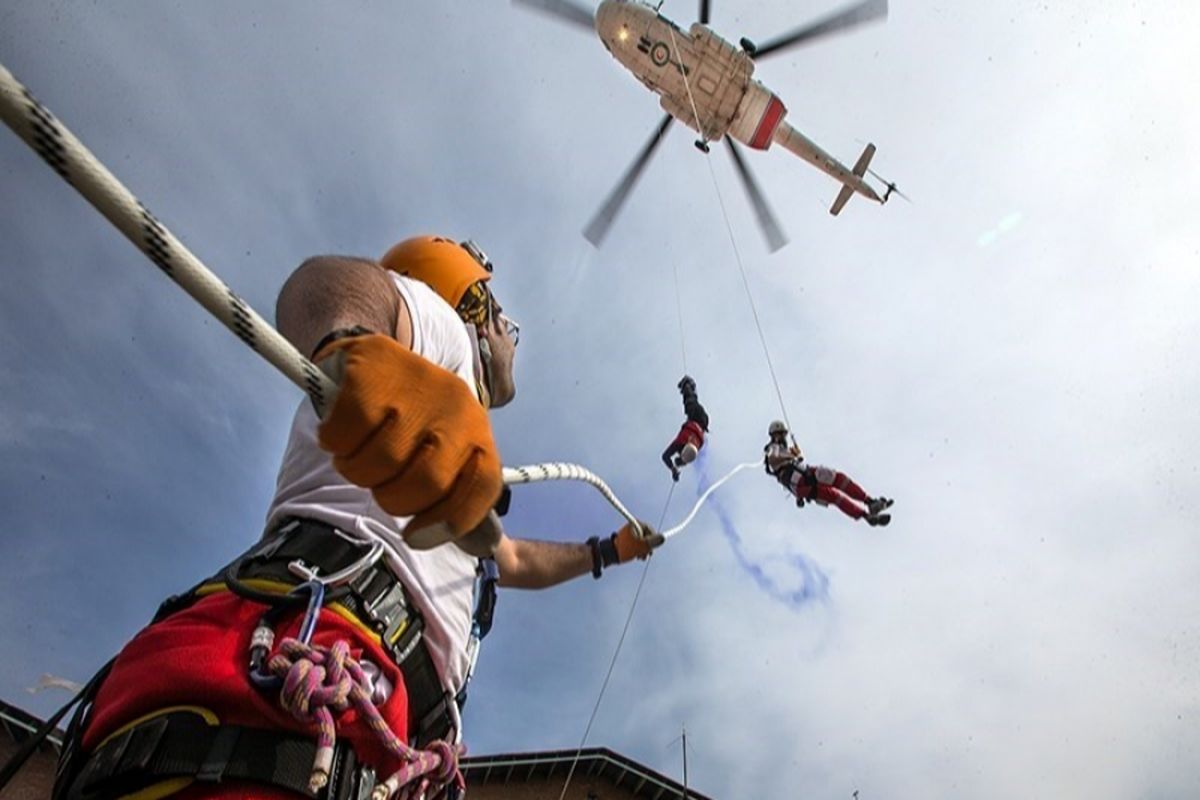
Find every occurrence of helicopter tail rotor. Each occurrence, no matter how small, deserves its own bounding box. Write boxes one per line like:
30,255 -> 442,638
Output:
867,167 -> 910,203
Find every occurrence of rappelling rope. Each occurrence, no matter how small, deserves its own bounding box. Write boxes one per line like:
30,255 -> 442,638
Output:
0,61 -> 643,530
555,482 -> 676,800
500,462 -> 639,531
666,25 -> 708,148
672,258 -> 688,374
552,454 -> 758,799
0,64 -> 332,416
555,35 -> 788,797
660,28 -> 794,432
702,155 -> 793,432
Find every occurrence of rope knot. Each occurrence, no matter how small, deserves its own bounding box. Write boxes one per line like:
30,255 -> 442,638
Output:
264,636 -> 465,799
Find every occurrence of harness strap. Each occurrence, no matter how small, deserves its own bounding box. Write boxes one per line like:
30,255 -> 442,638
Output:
64,711 -> 369,800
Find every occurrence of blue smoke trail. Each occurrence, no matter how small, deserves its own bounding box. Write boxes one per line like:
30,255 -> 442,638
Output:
694,447 -> 831,609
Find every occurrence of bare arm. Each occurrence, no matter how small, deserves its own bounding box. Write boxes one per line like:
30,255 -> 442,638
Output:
493,533 -> 593,589
275,255 -> 411,356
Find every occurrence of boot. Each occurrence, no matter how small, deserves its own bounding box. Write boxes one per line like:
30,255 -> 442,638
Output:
866,513 -> 891,527
867,497 -> 894,516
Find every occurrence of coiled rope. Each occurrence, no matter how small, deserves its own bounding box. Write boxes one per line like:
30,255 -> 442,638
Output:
268,638 -> 463,800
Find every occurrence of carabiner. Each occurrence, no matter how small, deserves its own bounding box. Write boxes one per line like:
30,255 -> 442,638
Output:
248,539 -> 384,693
286,539 -> 385,589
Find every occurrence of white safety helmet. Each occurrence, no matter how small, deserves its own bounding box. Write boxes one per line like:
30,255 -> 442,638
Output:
768,420 -> 788,437
679,443 -> 699,465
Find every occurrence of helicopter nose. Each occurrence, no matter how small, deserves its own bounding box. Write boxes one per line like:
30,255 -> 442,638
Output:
594,0 -> 618,41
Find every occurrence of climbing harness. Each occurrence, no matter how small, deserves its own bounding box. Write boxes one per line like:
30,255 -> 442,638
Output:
47,518 -> 469,800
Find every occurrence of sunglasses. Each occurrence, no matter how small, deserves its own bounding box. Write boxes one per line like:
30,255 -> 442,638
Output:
498,313 -> 520,346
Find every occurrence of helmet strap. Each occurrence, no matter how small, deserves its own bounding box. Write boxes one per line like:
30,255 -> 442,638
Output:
464,321 -> 493,408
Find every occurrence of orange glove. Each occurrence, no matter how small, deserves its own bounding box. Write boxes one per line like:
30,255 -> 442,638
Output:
315,333 -> 502,548
593,521 -> 664,574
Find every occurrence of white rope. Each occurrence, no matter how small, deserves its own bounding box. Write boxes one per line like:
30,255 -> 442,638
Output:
661,461 -> 759,540
671,258 -> 688,374
0,61 -> 640,526
659,31 -> 792,430
501,462 -> 638,529
555,483 -> 675,800
552,458 -> 757,799
665,25 -> 707,145
0,62 -> 338,416
702,153 -> 794,433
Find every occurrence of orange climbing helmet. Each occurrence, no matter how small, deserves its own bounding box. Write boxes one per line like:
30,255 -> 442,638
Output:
380,236 -> 493,323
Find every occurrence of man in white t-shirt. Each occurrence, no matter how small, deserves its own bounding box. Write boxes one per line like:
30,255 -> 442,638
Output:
58,239 -> 659,800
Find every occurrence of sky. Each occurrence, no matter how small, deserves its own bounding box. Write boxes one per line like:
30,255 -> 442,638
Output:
1,1 -> 1198,798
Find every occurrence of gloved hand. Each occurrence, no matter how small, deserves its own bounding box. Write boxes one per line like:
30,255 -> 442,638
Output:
596,521 -> 664,567
315,333 -> 503,548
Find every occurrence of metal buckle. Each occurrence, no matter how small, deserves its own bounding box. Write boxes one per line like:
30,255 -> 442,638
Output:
363,582 -> 410,646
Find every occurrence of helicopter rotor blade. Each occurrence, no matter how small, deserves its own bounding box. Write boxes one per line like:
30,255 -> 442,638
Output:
512,0 -> 596,31
584,114 -> 675,247
699,0 -> 712,25
724,137 -> 788,252
752,0 -> 888,59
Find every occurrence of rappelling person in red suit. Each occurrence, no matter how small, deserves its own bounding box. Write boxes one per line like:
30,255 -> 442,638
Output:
762,420 -> 894,526
661,375 -> 709,482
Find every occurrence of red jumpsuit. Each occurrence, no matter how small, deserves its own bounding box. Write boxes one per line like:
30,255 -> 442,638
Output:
764,442 -> 872,520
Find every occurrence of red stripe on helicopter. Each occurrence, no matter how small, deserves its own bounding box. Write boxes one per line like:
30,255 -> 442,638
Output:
749,95 -> 787,150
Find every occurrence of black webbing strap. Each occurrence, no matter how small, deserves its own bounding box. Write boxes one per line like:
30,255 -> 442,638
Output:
65,712 -> 367,800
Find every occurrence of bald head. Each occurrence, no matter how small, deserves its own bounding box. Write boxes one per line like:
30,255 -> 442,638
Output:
275,255 -> 409,359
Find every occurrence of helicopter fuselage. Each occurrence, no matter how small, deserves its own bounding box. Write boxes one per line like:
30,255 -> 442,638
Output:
594,0 -> 880,203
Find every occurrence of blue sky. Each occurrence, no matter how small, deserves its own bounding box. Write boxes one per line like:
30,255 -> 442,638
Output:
2,2 -> 1198,798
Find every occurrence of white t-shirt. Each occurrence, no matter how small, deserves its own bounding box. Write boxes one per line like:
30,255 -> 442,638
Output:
265,272 -> 479,695
764,441 -> 801,474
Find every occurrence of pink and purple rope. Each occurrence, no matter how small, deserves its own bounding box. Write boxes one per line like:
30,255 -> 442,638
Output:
267,637 -> 465,800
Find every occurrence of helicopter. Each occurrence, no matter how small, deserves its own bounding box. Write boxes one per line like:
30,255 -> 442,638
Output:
515,0 -> 899,251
